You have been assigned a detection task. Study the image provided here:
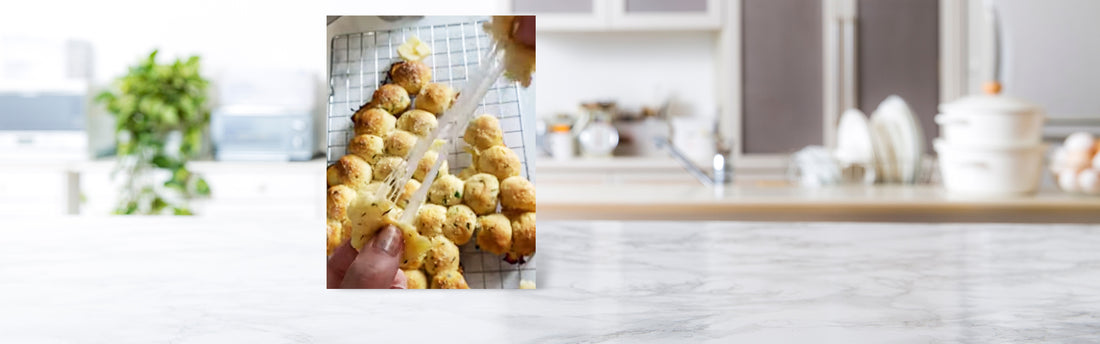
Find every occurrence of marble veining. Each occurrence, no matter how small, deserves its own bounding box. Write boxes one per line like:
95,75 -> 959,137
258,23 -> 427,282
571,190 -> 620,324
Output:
1,217 -> 1099,343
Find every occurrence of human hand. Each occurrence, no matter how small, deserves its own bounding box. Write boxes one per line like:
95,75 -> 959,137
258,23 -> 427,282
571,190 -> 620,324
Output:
327,225 -> 407,289
514,16 -> 535,49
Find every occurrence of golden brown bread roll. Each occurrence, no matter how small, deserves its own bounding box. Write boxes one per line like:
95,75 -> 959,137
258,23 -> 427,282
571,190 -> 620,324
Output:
398,179 -> 420,208
507,211 -> 535,261
326,218 -> 343,256
500,175 -> 536,212
456,166 -> 478,180
415,82 -> 456,115
463,114 -> 504,151
372,156 -> 405,182
476,145 -> 522,180
329,155 -> 373,190
404,269 -> 428,289
430,269 -> 469,289
327,184 -> 357,228
415,204 -> 447,237
396,109 -> 438,137
390,60 -> 432,94
463,173 -> 500,215
384,130 -> 419,158
428,174 -> 465,206
424,236 -> 461,275
443,204 -> 477,245
352,108 -> 396,138
414,150 -> 449,182
367,84 -> 410,114
476,213 -> 512,255
347,134 -> 386,164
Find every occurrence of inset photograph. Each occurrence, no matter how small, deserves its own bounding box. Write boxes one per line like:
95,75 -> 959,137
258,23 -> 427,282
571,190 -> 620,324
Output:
325,16 -> 536,289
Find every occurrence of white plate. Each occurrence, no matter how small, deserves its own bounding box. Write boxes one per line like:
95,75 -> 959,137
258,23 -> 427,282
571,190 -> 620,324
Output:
869,113 -> 897,183
872,96 -> 924,183
835,108 -> 875,165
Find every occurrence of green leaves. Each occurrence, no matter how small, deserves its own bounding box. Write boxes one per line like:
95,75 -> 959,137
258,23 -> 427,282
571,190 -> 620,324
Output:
95,49 -> 212,216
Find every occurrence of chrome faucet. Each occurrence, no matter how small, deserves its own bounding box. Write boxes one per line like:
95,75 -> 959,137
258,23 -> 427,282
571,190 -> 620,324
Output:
655,137 -> 733,186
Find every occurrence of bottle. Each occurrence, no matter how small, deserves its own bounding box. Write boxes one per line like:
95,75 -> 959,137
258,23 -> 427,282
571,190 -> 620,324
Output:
548,124 -> 575,161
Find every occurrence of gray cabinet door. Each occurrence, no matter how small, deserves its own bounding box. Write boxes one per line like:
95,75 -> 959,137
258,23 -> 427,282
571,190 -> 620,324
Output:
622,0 -> 709,13
857,0 -> 940,150
512,0 -> 595,14
742,0 -> 824,154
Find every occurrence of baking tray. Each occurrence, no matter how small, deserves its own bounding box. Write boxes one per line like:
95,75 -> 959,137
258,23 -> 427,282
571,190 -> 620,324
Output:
327,18 -> 535,289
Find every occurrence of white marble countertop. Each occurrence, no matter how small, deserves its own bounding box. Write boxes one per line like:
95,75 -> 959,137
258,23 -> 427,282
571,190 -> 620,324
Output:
2,217 -> 1099,342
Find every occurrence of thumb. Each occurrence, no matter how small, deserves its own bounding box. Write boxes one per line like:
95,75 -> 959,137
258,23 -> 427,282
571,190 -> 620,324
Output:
340,225 -> 404,289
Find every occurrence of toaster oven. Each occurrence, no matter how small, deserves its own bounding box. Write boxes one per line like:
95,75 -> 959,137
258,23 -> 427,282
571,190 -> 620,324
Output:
211,105 -> 314,161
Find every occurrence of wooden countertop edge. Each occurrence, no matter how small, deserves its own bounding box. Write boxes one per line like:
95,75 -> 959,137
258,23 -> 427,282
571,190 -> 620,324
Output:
538,203 -> 1100,223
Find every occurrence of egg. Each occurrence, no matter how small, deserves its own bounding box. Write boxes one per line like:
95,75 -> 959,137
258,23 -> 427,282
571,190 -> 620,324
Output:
1064,150 -> 1094,172
1057,169 -> 1081,193
1078,169 -> 1100,195
1063,132 -> 1095,152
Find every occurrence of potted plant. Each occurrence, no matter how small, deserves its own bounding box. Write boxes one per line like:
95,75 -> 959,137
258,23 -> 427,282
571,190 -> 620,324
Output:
95,50 -> 211,215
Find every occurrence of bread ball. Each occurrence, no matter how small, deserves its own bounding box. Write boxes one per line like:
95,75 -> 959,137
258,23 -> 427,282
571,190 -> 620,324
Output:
443,205 -> 477,245
509,211 -> 536,259
476,214 -> 512,255
428,174 -> 465,206
390,60 -> 432,94
326,218 -> 343,256
404,269 -> 428,289
464,114 -> 504,151
476,145 -> 522,180
352,108 -> 397,138
456,166 -> 478,180
326,165 -> 340,187
373,156 -> 406,181
327,184 -> 357,227
500,176 -> 536,212
414,150 -> 449,182
396,109 -> 438,137
329,155 -> 373,190
415,204 -> 447,237
367,84 -> 410,114
346,195 -> 393,251
401,231 -> 431,270
384,130 -> 419,158
424,237 -> 461,275
463,173 -> 500,215
431,269 -> 469,289
398,179 -> 420,208
415,82 -> 456,115
347,134 -> 386,164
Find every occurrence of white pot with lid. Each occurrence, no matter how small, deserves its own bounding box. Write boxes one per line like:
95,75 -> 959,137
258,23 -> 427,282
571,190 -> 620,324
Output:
934,94 -> 1045,147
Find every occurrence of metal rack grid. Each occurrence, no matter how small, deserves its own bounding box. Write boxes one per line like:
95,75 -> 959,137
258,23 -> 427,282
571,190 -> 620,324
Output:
327,19 -> 534,289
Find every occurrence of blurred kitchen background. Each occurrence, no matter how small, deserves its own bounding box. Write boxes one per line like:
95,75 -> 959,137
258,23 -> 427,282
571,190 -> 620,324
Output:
3,0 -> 1100,223
514,0 -> 1100,222
0,1 -> 332,217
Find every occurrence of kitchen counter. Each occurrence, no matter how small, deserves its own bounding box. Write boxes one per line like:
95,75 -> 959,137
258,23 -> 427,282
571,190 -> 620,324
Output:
538,183 -> 1100,223
2,217 -> 1098,342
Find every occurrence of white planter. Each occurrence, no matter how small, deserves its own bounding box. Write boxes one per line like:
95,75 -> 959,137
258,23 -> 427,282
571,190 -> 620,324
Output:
934,139 -> 1046,195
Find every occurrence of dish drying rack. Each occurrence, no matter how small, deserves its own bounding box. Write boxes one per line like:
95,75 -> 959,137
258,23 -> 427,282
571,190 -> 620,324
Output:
328,19 -> 535,289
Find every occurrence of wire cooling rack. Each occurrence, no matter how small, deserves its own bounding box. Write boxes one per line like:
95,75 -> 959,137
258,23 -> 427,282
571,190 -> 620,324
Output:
328,19 -> 535,289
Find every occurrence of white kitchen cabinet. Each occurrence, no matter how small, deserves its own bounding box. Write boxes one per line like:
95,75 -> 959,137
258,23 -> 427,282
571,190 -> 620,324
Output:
508,0 -> 722,31
78,160 -> 324,219
0,165 -> 77,216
